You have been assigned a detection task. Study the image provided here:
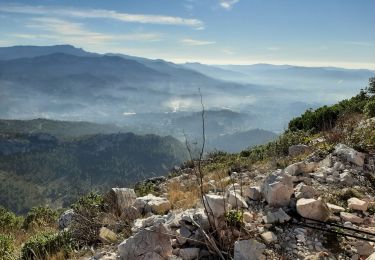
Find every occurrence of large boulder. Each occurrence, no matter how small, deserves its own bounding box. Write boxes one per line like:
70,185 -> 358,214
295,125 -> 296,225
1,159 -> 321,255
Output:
334,144 -> 365,167
203,194 -> 229,218
296,198 -> 330,221
134,194 -> 171,215
108,188 -> 137,216
118,223 -> 172,260
233,239 -> 266,260
58,209 -> 75,230
261,170 -> 294,207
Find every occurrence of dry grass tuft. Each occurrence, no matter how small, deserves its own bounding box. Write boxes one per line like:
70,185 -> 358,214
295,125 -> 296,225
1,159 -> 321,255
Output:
167,179 -> 200,210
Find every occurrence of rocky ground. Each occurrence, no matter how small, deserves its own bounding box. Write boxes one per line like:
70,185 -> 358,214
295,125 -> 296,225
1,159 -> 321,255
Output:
59,143 -> 375,260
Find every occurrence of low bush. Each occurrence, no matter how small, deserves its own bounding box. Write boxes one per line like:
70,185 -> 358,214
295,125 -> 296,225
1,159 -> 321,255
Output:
0,234 -> 14,260
364,99 -> 375,117
288,90 -> 370,133
134,182 -> 155,197
23,206 -> 58,230
21,231 -> 73,260
240,130 -> 310,161
224,210 -> 243,228
0,207 -> 23,231
71,192 -> 106,214
70,192 -> 107,246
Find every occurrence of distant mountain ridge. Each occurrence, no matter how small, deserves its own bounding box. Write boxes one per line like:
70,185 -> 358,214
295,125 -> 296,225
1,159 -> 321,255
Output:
0,44 -> 373,135
0,44 -> 98,60
0,118 -> 132,139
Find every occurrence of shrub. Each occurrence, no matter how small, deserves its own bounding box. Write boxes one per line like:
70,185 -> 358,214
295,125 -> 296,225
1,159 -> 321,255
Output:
21,231 -> 73,260
364,100 -> 375,117
71,192 -> 105,213
134,182 -> 155,197
240,130 -> 310,161
0,207 -> 23,231
69,192 -> 106,246
288,91 -> 370,133
23,206 -> 58,230
0,234 -> 14,260
225,210 -> 243,228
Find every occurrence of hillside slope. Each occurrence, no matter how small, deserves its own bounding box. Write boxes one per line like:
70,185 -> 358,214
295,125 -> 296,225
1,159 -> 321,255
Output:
0,132 -> 188,214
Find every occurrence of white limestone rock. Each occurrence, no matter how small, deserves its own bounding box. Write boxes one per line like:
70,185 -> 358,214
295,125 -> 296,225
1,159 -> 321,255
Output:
334,144 -> 365,167
118,223 -> 172,260
296,198 -> 330,221
348,197 -> 368,212
261,170 -> 294,207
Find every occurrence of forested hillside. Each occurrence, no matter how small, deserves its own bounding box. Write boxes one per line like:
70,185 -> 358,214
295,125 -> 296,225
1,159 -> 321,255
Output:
0,132 -> 188,214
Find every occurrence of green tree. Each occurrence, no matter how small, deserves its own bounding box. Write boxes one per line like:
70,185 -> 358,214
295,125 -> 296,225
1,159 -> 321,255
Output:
368,77 -> 375,94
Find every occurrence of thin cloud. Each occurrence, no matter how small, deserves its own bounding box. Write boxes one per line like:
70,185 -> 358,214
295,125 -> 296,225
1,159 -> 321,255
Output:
267,47 -> 280,51
0,3 -> 204,28
343,41 -> 374,47
181,38 -> 216,46
219,0 -> 239,10
24,17 -> 162,45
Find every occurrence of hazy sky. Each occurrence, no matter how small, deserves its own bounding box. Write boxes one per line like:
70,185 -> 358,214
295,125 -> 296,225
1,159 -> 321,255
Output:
0,0 -> 374,69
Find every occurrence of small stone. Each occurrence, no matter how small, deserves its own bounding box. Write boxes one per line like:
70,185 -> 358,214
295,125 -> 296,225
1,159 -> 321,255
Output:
233,239 -> 266,260
348,198 -> 368,212
248,186 -> 262,200
340,212 -> 364,224
262,208 -> 291,224
327,203 -> 345,213
99,227 -> 117,244
179,248 -> 200,260
243,212 -> 253,223
355,240 -> 375,256
261,231 -> 277,244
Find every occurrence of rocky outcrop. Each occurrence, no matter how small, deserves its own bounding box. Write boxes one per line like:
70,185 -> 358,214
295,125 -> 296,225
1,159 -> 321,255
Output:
134,194 -> 171,215
118,223 -> 172,260
334,144 -> 365,167
284,161 -> 319,177
261,170 -> 294,207
108,188 -> 137,216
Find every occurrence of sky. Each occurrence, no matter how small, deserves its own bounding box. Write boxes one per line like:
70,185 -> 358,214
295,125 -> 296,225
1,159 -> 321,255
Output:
0,0 -> 374,69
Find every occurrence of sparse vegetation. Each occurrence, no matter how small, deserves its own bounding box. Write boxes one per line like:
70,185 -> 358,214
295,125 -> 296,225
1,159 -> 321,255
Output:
0,234 -> 15,260
0,207 -> 24,231
21,231 -> 73,260
23,206 -> 59,230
